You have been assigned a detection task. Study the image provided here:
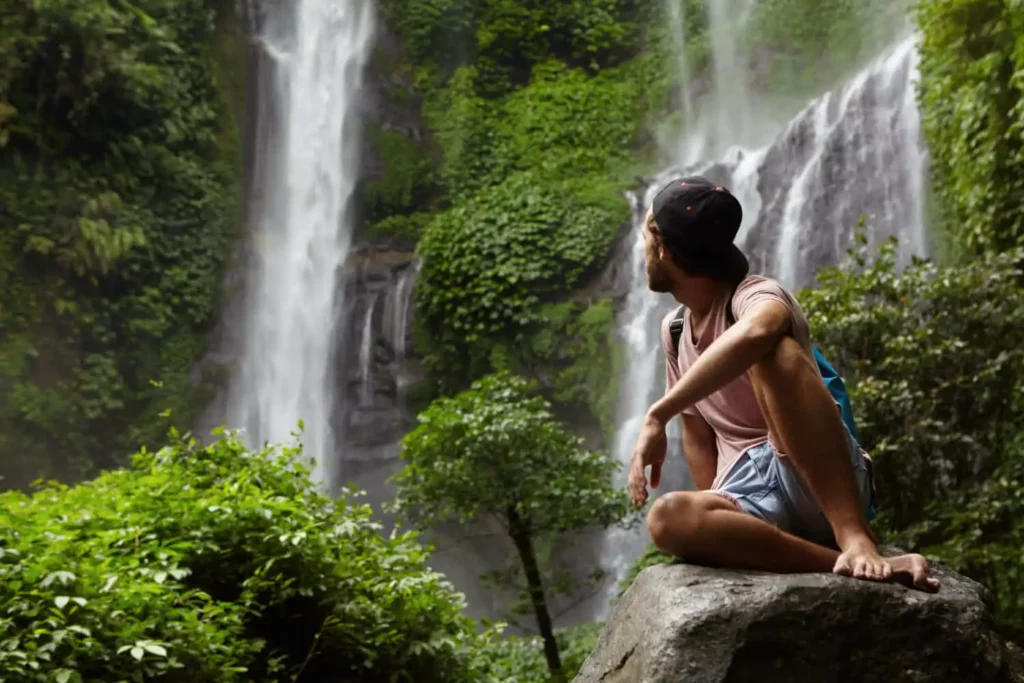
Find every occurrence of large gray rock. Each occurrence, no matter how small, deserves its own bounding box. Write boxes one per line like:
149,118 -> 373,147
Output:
575,557 -> 1024,683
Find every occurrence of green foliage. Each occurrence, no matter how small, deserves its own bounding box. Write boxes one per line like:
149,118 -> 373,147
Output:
409,54 -> 667,390
0,431 -> 494,682
389,371 -> 632,534
800,235 -> 1024,530
914,0 -> 1024,256
617,544 -> 674,597
487,299 -> 622,439
388,371 -> 633,678
414,174 -> 625,388
363,127 -> 438,225
891,433 -> 1024,639
0,0 -> 243,488
742,0 -> 911,97
373,1 -> 671,393
484,621 -> 602,682
429,58 -> 662,200
382,0 -> 653,93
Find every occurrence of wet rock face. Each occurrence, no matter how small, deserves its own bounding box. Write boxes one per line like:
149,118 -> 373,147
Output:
574,553 -> 1024,683
335,244 -> 421,460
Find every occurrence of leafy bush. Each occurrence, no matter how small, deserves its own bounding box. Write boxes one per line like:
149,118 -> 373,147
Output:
617,545 -> 674,597
414,173 -> 625,387
891,432 -> 1024,639
363,127 -> 438,224
0,431 -> 493,682
800,236 -> 1024,530
915,0 -> 1024,256
382,0 -> 653,93
375,1 -> 671,396
0,0 -> 244,488
484,621 -> 603,683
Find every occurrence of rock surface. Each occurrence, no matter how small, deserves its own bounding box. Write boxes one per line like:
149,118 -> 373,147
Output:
574,556 -> 1024,683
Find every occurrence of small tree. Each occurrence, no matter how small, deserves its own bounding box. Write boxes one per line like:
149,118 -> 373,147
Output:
388,371 -> 633,681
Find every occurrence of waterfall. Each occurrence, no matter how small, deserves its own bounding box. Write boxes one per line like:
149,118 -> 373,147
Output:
224,0 -> 376,486
386,262 -> 420,367
358,294 -> 379,407
599,33 -> 929,614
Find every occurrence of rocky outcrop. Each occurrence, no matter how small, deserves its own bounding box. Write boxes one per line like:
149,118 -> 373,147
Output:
575,555 -> 1024,683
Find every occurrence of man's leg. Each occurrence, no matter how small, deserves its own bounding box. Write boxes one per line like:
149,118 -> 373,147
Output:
647,491 -> 837,573
647,491 -> 938,590
746,336 -> 936,588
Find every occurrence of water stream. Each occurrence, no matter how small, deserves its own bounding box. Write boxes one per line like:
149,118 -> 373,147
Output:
224,0 -> 376,487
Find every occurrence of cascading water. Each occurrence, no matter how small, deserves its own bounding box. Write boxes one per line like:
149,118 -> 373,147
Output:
225,0 -> 375,487
358,294 -> 379,407
599,29 -> 930,614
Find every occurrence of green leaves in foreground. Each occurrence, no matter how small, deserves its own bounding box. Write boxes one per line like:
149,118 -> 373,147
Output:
0,431 -> 492,682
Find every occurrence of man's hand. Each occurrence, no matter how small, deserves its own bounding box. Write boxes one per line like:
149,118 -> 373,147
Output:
628,414 -> 668,507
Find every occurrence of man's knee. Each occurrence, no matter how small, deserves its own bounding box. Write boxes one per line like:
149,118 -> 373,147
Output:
646,492 -> 708,558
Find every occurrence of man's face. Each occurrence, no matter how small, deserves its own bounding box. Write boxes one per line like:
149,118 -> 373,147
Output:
644,210 -> 674,293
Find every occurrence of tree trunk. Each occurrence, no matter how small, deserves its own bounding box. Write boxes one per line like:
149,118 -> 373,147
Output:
507,505 -> 564,681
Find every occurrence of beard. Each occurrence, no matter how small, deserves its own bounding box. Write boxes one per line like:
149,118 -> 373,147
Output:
646,261 -> 673,293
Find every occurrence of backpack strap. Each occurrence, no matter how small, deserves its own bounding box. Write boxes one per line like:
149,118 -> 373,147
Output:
668,305 -> 685,356
668,287 -> 739,356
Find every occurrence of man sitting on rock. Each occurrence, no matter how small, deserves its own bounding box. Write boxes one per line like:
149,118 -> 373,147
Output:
627,176 -> 939,592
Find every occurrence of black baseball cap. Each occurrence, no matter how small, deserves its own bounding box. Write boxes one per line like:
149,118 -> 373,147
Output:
651,175 -> 749,283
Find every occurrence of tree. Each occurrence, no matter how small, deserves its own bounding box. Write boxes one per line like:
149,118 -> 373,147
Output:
388,371 -> 634,681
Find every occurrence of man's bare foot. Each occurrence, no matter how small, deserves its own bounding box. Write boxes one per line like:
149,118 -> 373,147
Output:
833,537 -> 893,581
888,553 -> 941,593
833,539 -> 940,593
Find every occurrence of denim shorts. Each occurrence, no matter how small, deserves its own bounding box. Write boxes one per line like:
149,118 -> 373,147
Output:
713,425 -> 874,546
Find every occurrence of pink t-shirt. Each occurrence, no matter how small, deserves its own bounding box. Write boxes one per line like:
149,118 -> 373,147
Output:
661,275 -> 813,489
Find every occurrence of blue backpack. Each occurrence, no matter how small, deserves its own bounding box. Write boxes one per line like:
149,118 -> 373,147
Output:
667,298 -> 876,521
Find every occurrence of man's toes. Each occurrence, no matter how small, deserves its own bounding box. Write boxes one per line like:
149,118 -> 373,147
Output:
915,568 -> 940,593
833,556 -> 853,577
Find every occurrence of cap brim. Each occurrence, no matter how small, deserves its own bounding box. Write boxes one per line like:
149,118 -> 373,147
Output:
725,244 -> 750,283
672,243 -> 750,283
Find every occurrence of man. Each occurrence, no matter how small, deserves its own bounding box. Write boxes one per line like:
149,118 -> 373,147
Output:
627,176 -> 938,592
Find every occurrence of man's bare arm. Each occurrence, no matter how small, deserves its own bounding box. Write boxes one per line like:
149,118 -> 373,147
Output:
682,412 -> 717,491
648,300 -> 791,426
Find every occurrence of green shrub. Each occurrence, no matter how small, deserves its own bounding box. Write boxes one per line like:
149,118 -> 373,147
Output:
0,430 -> 493,682
382,0 -> 652,93
484,621 -> 603,683
362,127 -> 438,223
800,236 -> 1024,530
380,2 -> 672,393
891,432 -> 1024,639
414,173 -> 626,388
617,545 -> 674,597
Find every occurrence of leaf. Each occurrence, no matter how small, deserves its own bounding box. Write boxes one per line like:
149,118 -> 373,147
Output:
142,643 -> 167,657
54,597 -> 69,609
131,647 -> 144,661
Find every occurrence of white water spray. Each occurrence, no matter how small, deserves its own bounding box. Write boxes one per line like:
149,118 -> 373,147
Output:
225,0 -> 376,486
